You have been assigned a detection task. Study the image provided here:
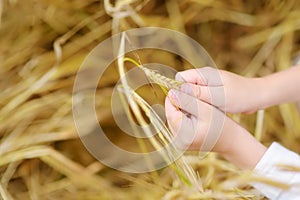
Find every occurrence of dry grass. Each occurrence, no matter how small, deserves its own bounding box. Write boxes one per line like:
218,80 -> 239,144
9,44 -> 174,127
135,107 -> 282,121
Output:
0,0 -> 300,199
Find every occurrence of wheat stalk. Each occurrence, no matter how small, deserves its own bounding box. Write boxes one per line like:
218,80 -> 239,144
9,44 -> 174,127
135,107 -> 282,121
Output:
117,33 -> 202,191
118,85 -> 203,191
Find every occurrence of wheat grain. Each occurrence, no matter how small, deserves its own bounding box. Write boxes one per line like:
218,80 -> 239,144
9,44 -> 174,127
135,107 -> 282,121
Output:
140,66 -> 182,90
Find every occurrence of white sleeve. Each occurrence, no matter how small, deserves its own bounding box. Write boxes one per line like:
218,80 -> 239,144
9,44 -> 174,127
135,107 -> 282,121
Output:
251,142 -> 300,200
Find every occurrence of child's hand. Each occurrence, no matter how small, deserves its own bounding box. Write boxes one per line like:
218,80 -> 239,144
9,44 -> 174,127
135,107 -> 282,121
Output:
165,88 -> 267,169
165,88 -> 227,152
175,67 -> 265,114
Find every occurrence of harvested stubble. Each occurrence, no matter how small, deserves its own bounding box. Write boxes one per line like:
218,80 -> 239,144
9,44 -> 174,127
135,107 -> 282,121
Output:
0,0 -> 300,199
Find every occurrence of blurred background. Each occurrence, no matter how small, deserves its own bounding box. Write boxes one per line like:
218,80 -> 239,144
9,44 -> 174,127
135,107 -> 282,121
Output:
0,0 -> 300,199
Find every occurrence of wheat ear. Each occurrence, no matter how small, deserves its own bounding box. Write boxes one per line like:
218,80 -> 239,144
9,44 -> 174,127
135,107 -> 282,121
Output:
123,57 -> 183,92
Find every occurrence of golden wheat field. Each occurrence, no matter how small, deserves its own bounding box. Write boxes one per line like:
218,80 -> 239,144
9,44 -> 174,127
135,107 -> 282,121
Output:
0,0 -> 300,199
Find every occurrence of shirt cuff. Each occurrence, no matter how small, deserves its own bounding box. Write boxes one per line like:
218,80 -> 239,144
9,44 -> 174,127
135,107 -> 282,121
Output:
251,142 -> 300,199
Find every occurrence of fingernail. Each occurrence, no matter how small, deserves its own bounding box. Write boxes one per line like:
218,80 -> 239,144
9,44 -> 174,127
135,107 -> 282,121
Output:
175,72 -> 185,82
180,83 -> 192,94
169,89 -> 179,102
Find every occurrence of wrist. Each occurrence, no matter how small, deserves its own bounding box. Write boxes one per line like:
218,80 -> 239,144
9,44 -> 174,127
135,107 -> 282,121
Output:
218,118 -> 267,169
250,76 -> 273,110
256,66 -> 300,107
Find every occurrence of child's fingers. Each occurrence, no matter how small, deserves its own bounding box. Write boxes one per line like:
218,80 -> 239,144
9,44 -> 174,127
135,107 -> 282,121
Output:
168,89 -> 209,118
175,67 -> 223,86
165,95 -> 181,120
165,94 -> 197,149
180,83 -> 211,105
180,83 -> 226,111
175,69 -> 207,85
165,95 -> 183,132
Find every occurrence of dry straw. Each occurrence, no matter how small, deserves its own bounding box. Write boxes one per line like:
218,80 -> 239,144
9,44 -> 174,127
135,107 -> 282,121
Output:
117,33 -> 202,192
0,0 -> 300,199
